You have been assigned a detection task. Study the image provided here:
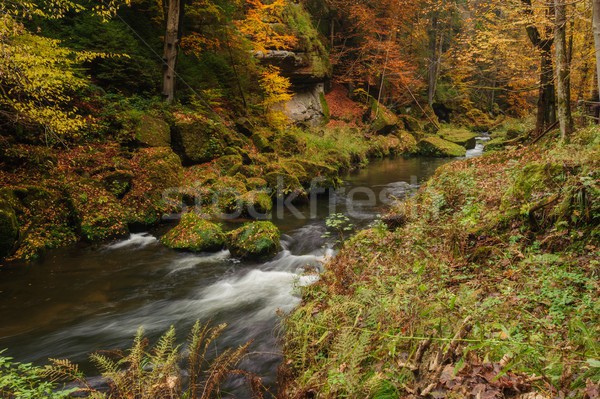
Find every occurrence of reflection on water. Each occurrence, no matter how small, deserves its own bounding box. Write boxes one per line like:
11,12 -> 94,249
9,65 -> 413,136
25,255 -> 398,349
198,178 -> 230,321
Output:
0,154 -> 473,394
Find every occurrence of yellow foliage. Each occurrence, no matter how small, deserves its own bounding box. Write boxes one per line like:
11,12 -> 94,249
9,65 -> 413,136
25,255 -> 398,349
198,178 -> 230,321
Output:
260,66 -> 292,130
236,0 -> 297,52
0,15 -> 108,138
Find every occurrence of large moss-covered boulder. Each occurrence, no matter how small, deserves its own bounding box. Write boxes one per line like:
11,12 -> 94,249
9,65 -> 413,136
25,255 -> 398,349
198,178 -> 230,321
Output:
368,100 -> 399,135
124,147 -> 184,225
67,180 -> 129,242
161,212 -> 225,252
9,185 -> 78,261
135,115 -> 171,147
265,171 -> 306,200
227,221 -> 281,260
172,119 -> 230,164
438,127 -> 478,150
417,137 -> 466,157
0,190 -> 19,259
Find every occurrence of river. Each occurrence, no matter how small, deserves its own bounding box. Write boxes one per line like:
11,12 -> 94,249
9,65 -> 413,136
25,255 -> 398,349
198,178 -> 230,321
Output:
0,140 -> 486,396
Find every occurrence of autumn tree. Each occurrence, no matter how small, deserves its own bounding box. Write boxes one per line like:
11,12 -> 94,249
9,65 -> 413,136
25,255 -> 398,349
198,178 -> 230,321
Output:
0,0 -> 125,141
326,0 -> 421,106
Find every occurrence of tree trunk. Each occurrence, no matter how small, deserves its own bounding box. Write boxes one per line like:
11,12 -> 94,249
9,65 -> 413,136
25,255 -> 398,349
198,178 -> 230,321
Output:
554,0 -> 573,141
593,0 -> 600,98
427,16 -> 443,107
537,48 -> 556,132
521,0 -> 557,134
162,0 -> 182,104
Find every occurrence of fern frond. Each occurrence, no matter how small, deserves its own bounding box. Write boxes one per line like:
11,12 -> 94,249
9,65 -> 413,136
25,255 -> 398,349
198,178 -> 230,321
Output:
200,341 -> 251,399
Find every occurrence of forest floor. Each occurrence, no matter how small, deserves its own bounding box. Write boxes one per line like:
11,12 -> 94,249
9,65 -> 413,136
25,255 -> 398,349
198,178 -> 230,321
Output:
279,127 -> 600,399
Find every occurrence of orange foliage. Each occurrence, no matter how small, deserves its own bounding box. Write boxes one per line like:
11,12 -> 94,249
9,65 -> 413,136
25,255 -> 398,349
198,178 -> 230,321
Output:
327,0 -> 422,105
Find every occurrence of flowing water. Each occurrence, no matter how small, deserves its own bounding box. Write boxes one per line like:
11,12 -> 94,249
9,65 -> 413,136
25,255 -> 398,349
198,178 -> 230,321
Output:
0,140 -> 486,396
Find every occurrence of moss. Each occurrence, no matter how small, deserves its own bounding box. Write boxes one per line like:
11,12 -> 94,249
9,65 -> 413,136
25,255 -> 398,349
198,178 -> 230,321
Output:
484,138 -> 507,152
124,147 -> 184,226
265,171 -> 306,199
67,180 -> 129,242
214,154 -> 243,175
161,212 -> 225,252
319,92 -> 330,123
227,221 -> 281,260
0,190 -> 19,259
438,126 -> 478,149
246,177 -> 268,190
102,171 -> 133,199
416,136 -> 466,157
251,131 -> 275,153
134,114 -> 171,147
172,118 -> 232,164
294,159 -> 341,188
8,185 -> 78,261
283,2 -> 331,79
399,115 -> 423,133
395,130 -> 418,153
237,190 -> 273,216
369,100 -> 399,135
276,133 -> 307,156
211,176 -> 248,214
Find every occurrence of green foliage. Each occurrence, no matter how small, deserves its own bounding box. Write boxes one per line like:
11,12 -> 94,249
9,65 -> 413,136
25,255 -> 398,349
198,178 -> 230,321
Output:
281,129 -> 600,398
322,213 -> 354,246
0,351 -> 75,399
42,321 -> 258,399
0,15 -> 91,140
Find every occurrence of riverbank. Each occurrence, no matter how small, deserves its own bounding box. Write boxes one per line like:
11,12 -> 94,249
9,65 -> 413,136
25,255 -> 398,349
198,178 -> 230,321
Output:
279,127 -> 599,398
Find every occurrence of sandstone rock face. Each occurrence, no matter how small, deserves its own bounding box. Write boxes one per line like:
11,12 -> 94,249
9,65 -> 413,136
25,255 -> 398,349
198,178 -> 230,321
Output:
284,83 -> 327,126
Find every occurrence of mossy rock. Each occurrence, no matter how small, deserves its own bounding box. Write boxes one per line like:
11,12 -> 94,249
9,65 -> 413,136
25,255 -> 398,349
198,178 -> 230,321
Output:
172,119 -> 231,164
236,190 -> 273,217
227,221 -> 281,260
68,180 -> 129,242
9,184 -> 78,261
395,130 -> 418,154
399,115 -> 423,133
214,155 -> 243,176
295,159 -> 340,188
246,177 -> 268,190
251,132 -> 274,153
460,108 -> 496,132
417,137 -> 466,157
369,100 -> 399,135
135,115 -> 171,147
235,117 -> 255,137
211,177 -> 248,214
102,171 -> 133,199
265,171 -> 306,199
124,147 -> 184,226
275,133 -> 307,156
484,138 -> 507,152
438,127 -> 478,150
161,213 -> 225,252
0,190 -> 19,259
